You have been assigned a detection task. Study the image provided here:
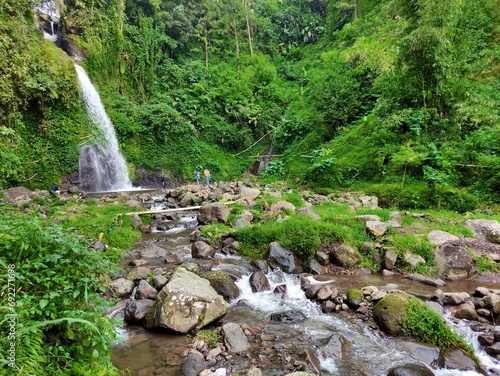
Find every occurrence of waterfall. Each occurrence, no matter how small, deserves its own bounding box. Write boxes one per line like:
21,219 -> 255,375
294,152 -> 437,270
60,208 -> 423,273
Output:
75,64 -> 133,192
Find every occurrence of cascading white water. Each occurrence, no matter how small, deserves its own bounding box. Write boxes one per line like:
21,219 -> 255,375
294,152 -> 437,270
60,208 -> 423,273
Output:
75,64 -> 133,192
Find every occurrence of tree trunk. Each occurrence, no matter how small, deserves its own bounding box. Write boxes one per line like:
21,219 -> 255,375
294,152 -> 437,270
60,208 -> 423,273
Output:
243,0 -> 253,58
233,19 -> 240,70
205,36 -> 209,68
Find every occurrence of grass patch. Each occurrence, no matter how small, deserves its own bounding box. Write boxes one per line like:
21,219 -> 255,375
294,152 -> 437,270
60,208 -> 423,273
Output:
403,298 -> 478,363
189,328 -> 222,348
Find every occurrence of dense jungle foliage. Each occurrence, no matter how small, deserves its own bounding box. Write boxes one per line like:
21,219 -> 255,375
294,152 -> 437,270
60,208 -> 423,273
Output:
0,0 -> 499,205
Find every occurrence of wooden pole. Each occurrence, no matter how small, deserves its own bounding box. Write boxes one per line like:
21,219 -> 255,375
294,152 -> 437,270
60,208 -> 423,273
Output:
126,201 -> 236,216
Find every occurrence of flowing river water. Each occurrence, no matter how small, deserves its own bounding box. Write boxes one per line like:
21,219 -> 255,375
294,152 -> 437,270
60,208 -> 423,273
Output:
110,212 -> 500,376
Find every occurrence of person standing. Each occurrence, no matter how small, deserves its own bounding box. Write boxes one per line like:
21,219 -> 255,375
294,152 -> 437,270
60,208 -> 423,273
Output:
204,168 -> 210,187
194,170 -> 201,185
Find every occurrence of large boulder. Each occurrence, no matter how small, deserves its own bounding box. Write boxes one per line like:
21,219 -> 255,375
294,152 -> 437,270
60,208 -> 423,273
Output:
434,241 -> 476,280
197,203 -> 231,224
144,267 -> 228,333
249,270 -> 271,292
464,219 -> 500,244
386,363 -> 435,376
366,220 -> 389,237
270,201 -> 296,217
373,292 -> 412,335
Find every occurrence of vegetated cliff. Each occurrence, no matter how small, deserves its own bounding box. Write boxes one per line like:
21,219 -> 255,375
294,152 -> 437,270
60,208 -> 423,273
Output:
1,0 -> 498,202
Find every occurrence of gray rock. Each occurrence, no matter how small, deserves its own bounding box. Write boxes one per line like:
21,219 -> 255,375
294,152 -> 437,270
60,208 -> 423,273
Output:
239,186 -> 261,200
197,203 -> 231,224
191,241 -> 216,259
434,242 -> 476,280
366,220 -> 389,237
268,242 -> 299,273
427,230 -> 459,245
451,301 -> 478,320
153,274 -> 168,289
249,270 -> 271,292
202,270 -> 240,300
403,252 -> 426,268
373,292 -> 412,335
464,219 -> 500,244
89,240 -> 106,251
130,213 -> 143,229
144,267 -> 228,333
483,293 -> 500,314
233,217 -> 251,228
355,214 -> 381,222
124,299 -> 155,323
308,258 -> 323,274
140,243 -> 167,258
359,195 -> 379,209
406,274 -> 445,287
383,249 -> 398,270
330,244 -> 362,268
270,201 -> 296,215
135,279 -> 157,300
222,322 -> 250,353
267,310 -> 306,323
443,292 -> 470,305
297,207 -> 321,221
180,354 -> 216,376
246,366 -> 263,376
387,363 -> 435,376
443,348 -> 484,373
108,278 -> 135,298
127,266 -> 151,282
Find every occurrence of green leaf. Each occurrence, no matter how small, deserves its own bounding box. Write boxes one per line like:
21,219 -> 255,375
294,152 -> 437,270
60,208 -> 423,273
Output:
92,349 -> 99,358
40,299 -> 48,309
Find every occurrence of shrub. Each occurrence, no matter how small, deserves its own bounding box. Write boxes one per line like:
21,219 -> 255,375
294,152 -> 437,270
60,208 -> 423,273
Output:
0,211 -> 119,374
277,216 -> 320,262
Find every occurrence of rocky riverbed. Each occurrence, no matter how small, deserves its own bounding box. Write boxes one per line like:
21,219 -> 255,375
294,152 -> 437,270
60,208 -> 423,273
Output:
98,182 -> 500,376
3,182 -> 500,375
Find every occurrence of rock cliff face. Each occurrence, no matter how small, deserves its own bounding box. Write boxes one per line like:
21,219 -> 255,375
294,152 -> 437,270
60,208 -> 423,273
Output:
34,0 -> 87,63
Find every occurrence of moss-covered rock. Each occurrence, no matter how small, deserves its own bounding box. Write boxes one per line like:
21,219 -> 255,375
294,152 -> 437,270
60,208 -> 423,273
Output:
373,292 -> 411,335
202,270 -> 240,300
346,288 -> 364,309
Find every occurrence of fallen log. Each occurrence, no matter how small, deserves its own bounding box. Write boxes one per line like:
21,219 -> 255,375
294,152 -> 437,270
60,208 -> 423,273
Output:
126,201 -> 236,216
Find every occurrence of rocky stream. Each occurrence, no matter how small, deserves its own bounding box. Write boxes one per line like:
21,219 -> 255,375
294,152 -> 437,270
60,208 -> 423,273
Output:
93,183 -> 500,376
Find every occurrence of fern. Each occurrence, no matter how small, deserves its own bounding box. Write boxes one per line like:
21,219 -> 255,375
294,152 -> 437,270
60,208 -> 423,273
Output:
15,329 -> 46,376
